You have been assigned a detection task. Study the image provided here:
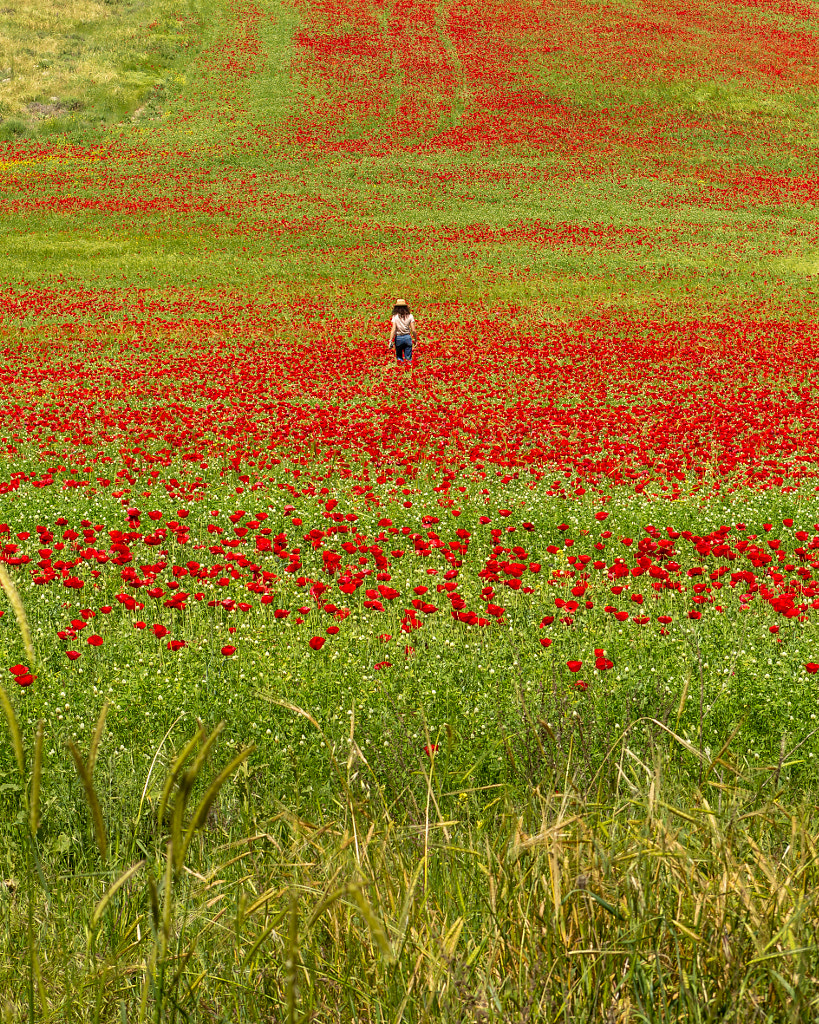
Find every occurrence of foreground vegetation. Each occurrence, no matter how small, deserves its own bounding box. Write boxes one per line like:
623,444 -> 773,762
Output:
4,677 -> 819,1021
1,474 -> 818,1020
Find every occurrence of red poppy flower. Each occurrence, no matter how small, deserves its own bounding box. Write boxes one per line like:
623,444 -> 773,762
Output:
309,636 -> 325,651
152,624 -> 168,638
66,651 -> 80,661
221,645 -> 236,656
87,634 -> 104,646
167,640 -> 185,651
539,637 -> 552,648
806,663 -> 819,673
423,744 -> 439,757
567,660 -> 582,672
326,625 -> 339,635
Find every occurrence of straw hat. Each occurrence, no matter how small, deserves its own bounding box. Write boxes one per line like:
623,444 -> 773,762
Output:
394,297 -> 409,307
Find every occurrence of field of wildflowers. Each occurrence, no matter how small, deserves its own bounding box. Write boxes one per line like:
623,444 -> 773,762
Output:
3,0 -> 819,1018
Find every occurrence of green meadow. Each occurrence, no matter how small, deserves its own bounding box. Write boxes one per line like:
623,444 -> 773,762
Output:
2,0 -> 819,1019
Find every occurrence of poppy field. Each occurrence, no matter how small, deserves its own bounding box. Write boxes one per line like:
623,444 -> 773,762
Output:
3,312 -> 819,785
3,0 -> 819,1018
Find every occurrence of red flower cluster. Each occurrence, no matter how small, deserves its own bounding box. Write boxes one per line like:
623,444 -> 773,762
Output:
8,664 -> 34,687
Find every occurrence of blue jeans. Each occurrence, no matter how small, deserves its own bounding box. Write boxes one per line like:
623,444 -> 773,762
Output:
395,333 -> 413,362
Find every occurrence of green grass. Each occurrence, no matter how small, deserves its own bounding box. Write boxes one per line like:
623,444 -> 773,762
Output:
0,0 -> 210,140
0,473 -> 817,1016
0,0 -> 818,316
3,672 -> 819,1021
3,175 -> 817,314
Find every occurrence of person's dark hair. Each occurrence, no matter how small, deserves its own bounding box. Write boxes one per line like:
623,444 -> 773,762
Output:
393,304 -> 410,316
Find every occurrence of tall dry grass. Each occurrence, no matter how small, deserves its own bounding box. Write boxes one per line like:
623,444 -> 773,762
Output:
1,682 -> 818,1022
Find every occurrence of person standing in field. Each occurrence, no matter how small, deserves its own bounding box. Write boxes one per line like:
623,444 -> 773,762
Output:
388,298 -> 418,367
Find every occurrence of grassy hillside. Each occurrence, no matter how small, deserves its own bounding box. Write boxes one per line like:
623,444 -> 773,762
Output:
2,0 -> 819,314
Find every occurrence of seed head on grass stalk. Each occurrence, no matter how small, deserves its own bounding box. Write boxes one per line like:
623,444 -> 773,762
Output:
30,720 -> 43,835
176,741 -> 255,870
66,704 -> 110,861
0,684 -> 24,777
0,563 -> 35,667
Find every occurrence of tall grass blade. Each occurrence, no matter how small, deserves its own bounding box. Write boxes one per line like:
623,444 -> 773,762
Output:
441,915 -> 465,959
702,718 -> 745,784
0,682 -> 24,777
0,563 -> 35,666
307,885 -> 347,928
29,719 -> 43,835
66,740 -> 107,860
91,860 -> 146,930
241,907 -> 289,967
170,724 -> 224,863
157,724 -> 205,830
31,944 -> 48,1015
179,743 -> 254,869
87,702 -> 109,776
286,890 -> 298,1024
350,884 -> 394,961
138,713 -> 184,824
162,840 -> 173,945
148,875 -> 160,934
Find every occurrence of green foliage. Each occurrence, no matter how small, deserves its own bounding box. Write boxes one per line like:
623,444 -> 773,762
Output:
2,686 -> 819,1018
0,0 -> 210,139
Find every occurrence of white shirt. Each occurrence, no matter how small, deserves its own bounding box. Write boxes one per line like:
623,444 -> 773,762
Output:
393,312 -> 415,335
